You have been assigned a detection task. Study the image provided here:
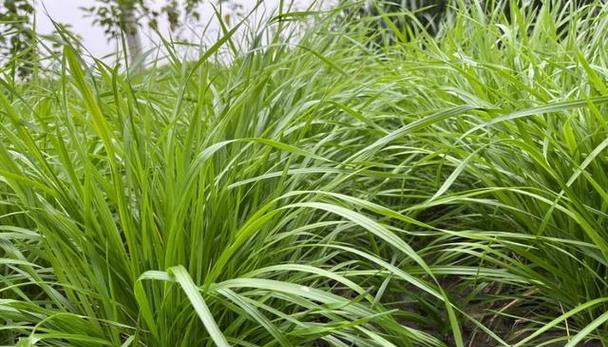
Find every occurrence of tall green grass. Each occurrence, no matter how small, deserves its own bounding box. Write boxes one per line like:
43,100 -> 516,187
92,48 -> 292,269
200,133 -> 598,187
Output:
1,0 -> 608,345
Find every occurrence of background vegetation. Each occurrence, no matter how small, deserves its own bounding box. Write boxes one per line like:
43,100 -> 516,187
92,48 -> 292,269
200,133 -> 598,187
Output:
1,0 -> 608,346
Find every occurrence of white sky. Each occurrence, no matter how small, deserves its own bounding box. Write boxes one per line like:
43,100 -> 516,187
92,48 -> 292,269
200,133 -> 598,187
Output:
35,0 -> 323,59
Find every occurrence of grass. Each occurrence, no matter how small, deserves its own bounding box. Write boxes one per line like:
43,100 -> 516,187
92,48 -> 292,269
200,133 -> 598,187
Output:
1,0 -> 608,345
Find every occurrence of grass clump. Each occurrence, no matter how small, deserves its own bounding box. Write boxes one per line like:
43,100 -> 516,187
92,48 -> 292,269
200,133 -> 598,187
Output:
1,0 -> 608,346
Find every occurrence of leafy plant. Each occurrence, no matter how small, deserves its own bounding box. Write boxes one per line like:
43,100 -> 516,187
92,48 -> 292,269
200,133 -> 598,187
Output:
1,0 -> 608,346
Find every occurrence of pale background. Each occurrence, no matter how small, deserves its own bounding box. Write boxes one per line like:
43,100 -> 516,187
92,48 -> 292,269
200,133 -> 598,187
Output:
35,0 -> 325,58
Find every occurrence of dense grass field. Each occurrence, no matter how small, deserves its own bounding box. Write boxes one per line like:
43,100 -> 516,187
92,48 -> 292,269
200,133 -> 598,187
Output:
2,0 -> 608,345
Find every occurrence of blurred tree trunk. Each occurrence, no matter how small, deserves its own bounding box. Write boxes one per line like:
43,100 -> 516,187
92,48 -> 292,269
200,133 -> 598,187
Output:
119,2 -> 142,64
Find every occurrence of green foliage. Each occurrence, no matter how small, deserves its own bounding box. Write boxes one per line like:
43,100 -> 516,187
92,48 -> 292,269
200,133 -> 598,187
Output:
0,0 -> 35,79
1,0 -> 608,346
340,0 -> 449,42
